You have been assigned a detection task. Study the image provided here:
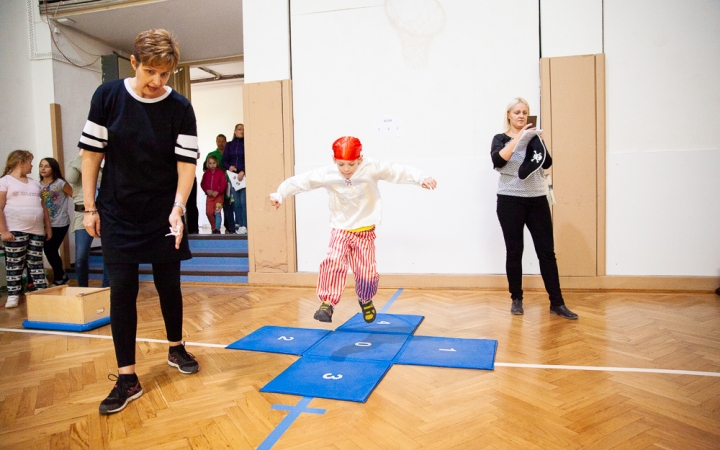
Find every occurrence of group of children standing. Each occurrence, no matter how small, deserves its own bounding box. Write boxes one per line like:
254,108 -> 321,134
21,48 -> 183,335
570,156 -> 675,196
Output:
0,150 -> 78,308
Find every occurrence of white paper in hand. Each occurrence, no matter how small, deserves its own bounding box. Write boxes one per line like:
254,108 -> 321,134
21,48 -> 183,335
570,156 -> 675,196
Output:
227,171 -> 246,191
514,128 -> 542,154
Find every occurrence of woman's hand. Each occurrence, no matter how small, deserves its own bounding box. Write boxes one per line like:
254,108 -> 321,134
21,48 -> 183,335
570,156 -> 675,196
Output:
0,231 -> 14,242
229,165 -> 237,173
84,212 -> 101,237
238,171 -> 245,182
169,207 -> 184,250
421,177 -> 437,190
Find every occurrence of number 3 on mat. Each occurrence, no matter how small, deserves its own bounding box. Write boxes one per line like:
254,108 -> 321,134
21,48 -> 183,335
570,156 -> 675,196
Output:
323,373 -> 343,380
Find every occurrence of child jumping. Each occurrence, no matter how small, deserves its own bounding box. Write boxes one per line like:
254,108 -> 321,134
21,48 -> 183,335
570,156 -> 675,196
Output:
270,136 -> 437,323
200,155 -> 228,234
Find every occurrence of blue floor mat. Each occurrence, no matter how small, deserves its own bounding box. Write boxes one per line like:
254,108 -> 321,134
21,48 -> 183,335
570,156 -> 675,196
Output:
260,356 -> 392,403
226,326 -> 330,355
394,336 -> 498,370
305,331 -> 410,362
336,313 -> 424,335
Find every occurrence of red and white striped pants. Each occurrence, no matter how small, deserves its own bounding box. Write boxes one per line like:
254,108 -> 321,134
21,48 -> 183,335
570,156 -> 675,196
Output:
317,227 -> 379,306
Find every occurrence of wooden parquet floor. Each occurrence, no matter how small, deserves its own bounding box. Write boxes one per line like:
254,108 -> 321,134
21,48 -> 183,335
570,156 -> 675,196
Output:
1,285 -> 719,449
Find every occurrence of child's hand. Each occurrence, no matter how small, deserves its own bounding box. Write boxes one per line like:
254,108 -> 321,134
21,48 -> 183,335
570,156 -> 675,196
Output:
421,177 -> 437,190
270,198 -> 280,210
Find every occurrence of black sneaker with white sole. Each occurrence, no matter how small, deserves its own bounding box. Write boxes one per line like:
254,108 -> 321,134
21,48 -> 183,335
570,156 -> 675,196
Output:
99,374 -> 143,415
168,343 -> 199,374
313,302 -> 334,322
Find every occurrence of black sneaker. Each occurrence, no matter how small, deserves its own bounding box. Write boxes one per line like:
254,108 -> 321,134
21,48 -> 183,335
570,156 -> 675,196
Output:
313,302 -> 334,322
511,298 -> 524,315
550,304 -> 578,320
99,374 -> 143,415
359,299 -> 377,323
168,343 -> 199,374
53,274 -> 70,286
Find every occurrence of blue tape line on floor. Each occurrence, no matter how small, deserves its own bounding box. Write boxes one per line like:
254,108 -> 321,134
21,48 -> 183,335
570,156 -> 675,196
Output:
379,288 -> 403,313
258,397 -> 324,450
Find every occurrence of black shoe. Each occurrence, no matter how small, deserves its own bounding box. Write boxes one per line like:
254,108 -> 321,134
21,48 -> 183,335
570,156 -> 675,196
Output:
359,299 -> 377,323
313,302 -> 334,322
550,305 -> 578,320
53,274 -> 70,286
99,374 -> 143,415
511,298 -> 524,315
168,343 -> 199,374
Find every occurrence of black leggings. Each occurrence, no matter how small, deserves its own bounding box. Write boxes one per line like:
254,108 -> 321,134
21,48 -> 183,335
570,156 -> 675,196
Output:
43,225 -> 69,280
496,194 -> 564,307
106,261 -> 184,368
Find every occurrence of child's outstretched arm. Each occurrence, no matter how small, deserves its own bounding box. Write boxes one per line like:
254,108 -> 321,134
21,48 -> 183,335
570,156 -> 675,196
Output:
269,167 -> 327,210
375,160 -> 437,190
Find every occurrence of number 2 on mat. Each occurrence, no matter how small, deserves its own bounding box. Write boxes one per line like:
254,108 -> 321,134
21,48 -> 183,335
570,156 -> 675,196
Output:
277,336 -> 294,341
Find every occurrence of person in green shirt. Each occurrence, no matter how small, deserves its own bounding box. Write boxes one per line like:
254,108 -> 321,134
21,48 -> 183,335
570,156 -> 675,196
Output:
203,134 -> 235,233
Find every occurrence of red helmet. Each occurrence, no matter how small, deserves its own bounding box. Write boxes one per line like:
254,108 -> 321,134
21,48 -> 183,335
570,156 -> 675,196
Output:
332,136 -> 362,160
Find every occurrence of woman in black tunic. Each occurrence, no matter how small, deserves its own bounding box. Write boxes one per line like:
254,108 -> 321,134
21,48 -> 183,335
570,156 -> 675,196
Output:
79,29 -> 200,415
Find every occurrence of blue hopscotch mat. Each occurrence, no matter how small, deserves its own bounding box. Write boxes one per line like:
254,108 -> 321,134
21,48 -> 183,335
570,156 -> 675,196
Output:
227,313 -> 498,403
226,326 -> 330,355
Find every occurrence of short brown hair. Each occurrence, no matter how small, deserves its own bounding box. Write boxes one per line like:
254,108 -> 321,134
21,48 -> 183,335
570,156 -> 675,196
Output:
133,29 -> 180,69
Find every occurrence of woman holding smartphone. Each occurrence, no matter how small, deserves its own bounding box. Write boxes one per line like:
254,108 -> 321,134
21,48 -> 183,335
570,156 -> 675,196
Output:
490,97 -> 578,320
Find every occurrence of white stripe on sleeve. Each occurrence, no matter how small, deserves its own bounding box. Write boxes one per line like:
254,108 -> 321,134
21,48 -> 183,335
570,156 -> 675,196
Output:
83,120 -> 108,141
79,135 -> 107,149
175,147 -> 199,159
176,134 -> 198,150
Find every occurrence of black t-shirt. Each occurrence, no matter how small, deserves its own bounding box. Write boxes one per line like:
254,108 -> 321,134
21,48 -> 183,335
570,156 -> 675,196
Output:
78,79 -> 198,263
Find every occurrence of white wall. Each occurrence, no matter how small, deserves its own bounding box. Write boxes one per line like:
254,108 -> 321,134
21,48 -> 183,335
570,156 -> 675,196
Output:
191,79 -> 244,227
540,0 -> 603,57
290,0 -> 542,274
243,0 -> 290,83
0,0 -> 37,161
51,25 -> 115,168
604,0 -> 720,276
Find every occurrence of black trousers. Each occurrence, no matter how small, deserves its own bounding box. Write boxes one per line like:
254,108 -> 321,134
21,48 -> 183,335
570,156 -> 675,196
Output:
43,225 -> 69,280
222,195 -> 235,233
186,178 -> 200,234
496,194 -> 564,306
106,261 -> 184,368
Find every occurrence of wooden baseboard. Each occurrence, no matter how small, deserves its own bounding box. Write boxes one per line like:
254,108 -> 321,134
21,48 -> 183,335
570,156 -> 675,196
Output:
248,272 -> 718,293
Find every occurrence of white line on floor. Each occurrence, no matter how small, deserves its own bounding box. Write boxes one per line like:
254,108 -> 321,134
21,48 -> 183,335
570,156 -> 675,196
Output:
0,327 -> 227,348
2,327 -> 719,377
494,362 -> 720,377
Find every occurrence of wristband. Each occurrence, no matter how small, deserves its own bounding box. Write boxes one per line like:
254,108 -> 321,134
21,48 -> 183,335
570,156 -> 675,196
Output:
83,209 -> 98,215
173,202 -> 187,216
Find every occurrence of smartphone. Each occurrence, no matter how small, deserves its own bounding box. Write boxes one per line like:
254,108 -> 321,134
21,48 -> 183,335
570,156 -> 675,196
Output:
527,115 -> 538,127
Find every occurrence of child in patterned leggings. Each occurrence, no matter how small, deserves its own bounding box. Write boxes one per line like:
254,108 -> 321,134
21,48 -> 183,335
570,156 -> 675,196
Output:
0,150 -> 51,308
270,136 -> 436,323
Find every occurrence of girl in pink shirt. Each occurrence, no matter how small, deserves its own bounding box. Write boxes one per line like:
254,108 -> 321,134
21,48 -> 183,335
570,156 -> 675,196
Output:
0,150 -> 52,308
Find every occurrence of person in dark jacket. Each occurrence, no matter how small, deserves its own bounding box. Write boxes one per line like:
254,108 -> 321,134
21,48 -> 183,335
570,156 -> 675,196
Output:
221,123 -> 247,234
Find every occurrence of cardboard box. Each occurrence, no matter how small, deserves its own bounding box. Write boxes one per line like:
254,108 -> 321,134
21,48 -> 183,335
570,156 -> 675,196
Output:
26,286 -> 110,325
